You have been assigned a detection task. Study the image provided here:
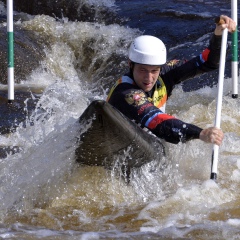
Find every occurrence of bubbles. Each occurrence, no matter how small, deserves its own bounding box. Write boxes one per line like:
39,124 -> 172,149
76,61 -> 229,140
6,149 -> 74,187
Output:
82,0 -> 116,8
227,218 -> 240,227
20,14 -> 141,97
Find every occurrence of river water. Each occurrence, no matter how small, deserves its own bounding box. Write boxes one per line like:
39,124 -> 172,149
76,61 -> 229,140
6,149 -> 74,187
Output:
0,0 -> 240,239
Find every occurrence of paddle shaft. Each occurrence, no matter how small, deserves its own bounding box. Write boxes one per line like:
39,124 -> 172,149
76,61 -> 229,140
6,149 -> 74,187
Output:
210,27 -> 228,180
231,0 -> 238,98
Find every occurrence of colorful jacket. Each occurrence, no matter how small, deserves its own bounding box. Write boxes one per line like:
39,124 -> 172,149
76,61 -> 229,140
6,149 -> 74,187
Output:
107,34 -> 222,144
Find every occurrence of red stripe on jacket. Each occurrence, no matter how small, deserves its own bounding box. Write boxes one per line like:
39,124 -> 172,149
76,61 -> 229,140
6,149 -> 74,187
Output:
201,48 -> 210,61
148,113 -> 175,129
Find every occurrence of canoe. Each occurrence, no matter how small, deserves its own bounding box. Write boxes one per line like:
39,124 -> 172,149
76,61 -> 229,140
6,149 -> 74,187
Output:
75,100 -> 165,173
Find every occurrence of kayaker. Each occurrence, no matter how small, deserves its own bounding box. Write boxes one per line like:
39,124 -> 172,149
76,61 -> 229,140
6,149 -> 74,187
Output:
107,15 -> 236,146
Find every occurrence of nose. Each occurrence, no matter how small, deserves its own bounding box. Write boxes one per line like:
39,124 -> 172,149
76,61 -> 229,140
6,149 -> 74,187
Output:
144,71 -> 153,79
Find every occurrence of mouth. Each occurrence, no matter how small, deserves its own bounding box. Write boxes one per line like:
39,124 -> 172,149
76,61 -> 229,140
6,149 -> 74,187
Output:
143,82 -> 152,86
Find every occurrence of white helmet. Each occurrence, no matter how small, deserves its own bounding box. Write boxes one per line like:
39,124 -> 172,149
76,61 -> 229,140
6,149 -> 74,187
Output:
128,35 -> 166,65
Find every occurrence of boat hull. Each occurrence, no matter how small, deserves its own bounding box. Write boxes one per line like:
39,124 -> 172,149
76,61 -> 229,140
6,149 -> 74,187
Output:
75,100 -> 165,170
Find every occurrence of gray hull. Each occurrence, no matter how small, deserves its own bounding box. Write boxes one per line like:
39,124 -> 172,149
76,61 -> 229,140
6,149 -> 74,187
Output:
75,100 -> 165,170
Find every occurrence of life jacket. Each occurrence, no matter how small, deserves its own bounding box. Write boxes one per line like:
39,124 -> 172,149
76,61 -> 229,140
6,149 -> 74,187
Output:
107,75 -> 167,112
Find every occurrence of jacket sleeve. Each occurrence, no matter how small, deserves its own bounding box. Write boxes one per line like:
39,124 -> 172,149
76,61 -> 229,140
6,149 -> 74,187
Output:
161,34 -> 222,94
108,85 -> 202,144
152,118 -> 202,144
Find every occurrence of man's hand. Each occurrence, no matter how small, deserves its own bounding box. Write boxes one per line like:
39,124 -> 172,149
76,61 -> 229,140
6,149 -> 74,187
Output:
199,127 -> 224,146
214,15 -> 236,35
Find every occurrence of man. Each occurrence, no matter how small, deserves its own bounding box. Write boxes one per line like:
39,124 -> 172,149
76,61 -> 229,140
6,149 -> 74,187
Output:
107,15 -> 236,145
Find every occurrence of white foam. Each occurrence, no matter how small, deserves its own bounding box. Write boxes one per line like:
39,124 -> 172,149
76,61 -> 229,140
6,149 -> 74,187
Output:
227,218 -> 240,227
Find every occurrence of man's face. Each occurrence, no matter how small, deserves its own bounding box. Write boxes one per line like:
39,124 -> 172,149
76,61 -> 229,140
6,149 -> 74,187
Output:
132,64 -> 161,92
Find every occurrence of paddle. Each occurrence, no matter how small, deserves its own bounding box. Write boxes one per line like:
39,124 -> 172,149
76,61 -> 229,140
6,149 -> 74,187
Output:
231,0 -> 238,98
210,18 -> 228,180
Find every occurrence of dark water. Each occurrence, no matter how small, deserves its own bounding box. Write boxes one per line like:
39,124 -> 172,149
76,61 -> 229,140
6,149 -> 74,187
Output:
116,0 -> 232,43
